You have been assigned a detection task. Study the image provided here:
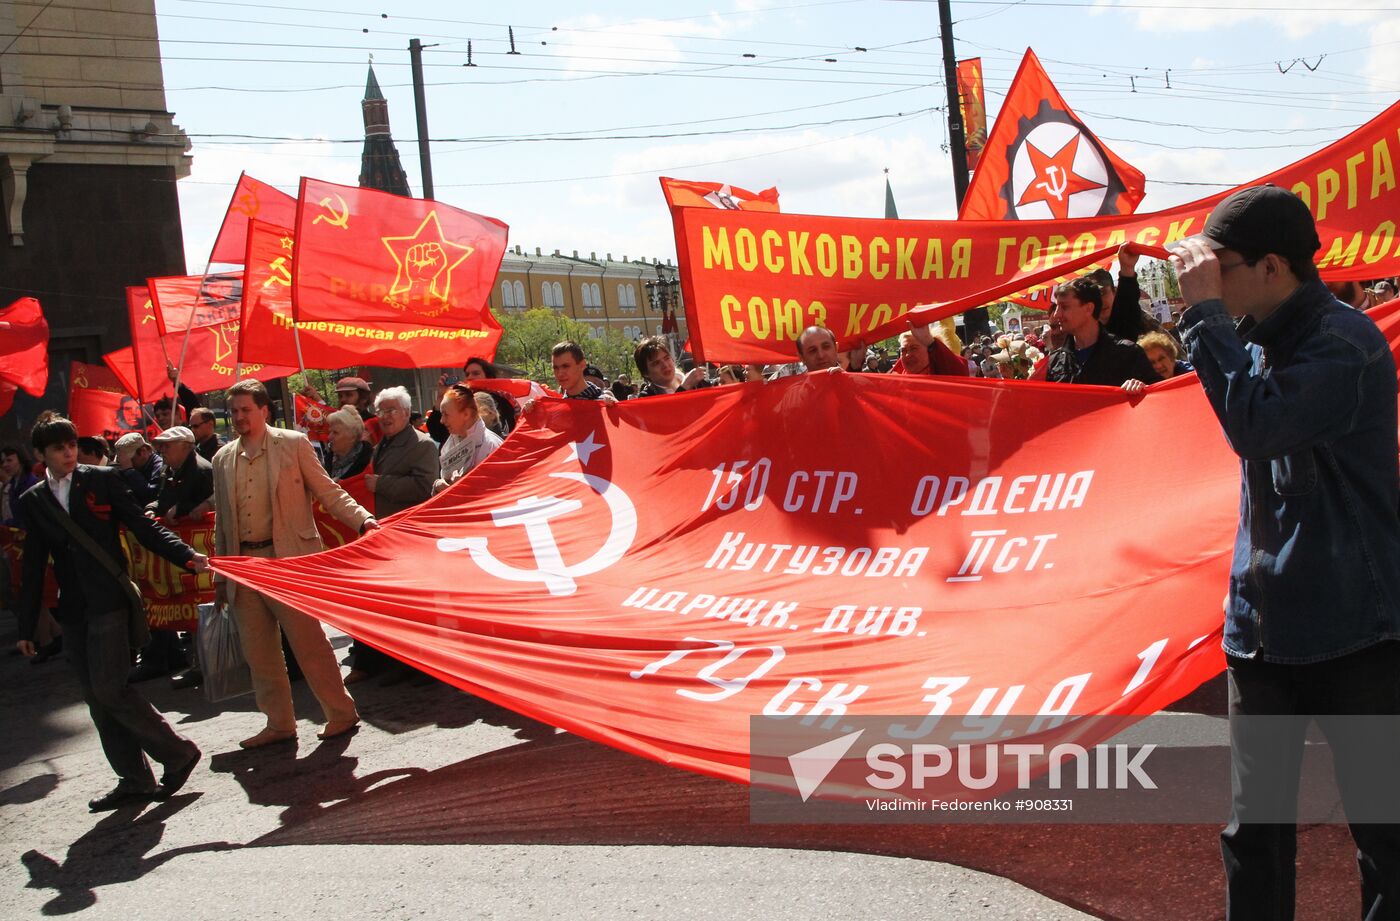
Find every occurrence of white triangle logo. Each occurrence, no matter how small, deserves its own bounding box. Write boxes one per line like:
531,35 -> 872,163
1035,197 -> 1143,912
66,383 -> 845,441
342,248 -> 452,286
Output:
787,729 -> 865,802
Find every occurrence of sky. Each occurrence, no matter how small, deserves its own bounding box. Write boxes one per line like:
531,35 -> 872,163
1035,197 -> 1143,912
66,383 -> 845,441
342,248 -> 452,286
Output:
155,0 -> 1400,272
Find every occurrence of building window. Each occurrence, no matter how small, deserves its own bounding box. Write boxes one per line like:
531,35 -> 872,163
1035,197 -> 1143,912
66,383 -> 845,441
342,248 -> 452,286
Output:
513,280 -> 524,307
618,283 -> 639,309
590,283 -> 602,308
553,282 -> 564,307
541,281 -> 555,307
501,280 -> 515,308
581,284 -> 595,308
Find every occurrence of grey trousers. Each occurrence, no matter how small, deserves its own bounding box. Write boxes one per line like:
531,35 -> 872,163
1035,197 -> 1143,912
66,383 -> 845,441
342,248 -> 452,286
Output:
66,608 -> 193,785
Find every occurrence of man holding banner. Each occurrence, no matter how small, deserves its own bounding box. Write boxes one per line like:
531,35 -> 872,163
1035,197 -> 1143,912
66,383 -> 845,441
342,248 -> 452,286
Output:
1172,186 -> 1400,919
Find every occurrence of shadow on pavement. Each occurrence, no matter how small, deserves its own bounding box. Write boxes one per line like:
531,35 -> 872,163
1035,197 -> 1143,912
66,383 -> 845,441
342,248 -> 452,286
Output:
19,794 -> 237,916
247,675 -> 1359,921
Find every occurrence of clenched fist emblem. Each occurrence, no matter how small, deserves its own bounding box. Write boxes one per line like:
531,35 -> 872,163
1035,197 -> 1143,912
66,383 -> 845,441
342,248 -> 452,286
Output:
407,242 -> 446,281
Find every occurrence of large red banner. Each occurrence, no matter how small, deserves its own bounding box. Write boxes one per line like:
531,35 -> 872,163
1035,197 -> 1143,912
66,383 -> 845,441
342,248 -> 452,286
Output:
212,303 -> 1400,785
124,514 -> 216,631
292,178 -> 508,336
240,220 -> 502,369
670,100 -> 1400,363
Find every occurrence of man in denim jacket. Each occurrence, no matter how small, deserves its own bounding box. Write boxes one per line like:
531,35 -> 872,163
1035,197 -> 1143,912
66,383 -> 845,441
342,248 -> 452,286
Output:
1174,185 -> 1400,920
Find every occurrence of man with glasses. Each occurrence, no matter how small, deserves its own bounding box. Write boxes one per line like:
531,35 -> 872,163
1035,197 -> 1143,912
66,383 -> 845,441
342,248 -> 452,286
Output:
1173,185 -> 1400,919
189,407 -> 224,463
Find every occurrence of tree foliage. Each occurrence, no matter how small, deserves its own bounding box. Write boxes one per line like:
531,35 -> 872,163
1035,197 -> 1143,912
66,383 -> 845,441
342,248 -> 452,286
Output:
494,308 -> 639,384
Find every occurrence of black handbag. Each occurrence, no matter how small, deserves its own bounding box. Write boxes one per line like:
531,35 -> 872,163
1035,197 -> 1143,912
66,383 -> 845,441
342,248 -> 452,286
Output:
35,495 -> 152,650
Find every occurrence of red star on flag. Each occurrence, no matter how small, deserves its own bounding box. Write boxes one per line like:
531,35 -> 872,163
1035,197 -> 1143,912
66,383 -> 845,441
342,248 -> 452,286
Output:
1015,134 -> 1105,220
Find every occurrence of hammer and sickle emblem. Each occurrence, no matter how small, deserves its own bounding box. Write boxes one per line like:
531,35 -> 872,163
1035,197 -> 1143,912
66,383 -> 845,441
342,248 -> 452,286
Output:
313,194 -> 350,229
233,189 -> 260,218
436,471 -> 637,597
263,257 -> 292,289
74,370 -> 88,388
1035,165 -> 1069,202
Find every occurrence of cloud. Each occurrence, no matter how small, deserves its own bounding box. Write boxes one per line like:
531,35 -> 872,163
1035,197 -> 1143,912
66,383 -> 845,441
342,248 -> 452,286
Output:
1096,0 -> 1397,38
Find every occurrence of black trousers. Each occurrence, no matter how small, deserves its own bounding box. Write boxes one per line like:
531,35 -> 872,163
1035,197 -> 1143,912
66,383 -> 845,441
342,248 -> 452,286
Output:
65,608 -> 193,786
1223,641 -> 1400,921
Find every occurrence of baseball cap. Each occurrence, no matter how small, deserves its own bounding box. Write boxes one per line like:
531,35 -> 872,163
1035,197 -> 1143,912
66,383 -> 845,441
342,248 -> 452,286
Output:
152,425 -> 196,444
335,376 -> 372,393
1190,184 -> 1321,260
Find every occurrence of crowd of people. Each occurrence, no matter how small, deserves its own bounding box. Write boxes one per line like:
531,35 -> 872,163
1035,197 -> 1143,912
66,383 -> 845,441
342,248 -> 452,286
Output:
2,195 -> 1398,921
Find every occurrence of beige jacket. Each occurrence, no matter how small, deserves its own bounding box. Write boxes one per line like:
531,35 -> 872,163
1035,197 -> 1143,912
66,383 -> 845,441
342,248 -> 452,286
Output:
212,427 -> 372,602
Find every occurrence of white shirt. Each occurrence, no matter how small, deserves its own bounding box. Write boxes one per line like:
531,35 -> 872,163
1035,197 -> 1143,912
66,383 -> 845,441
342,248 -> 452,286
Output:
45,468 -> 73,513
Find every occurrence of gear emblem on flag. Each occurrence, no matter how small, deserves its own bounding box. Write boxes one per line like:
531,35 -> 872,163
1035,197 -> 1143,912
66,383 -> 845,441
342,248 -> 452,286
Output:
999,101 -> 1133,221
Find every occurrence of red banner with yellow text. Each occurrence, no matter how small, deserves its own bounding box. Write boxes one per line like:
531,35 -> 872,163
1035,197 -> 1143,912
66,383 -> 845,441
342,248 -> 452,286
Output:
207,299 -> 1400,785
240,220 -> 502,369
124,514 -> 216,631
291,179 -> 508,339
670,100 -> 1400,362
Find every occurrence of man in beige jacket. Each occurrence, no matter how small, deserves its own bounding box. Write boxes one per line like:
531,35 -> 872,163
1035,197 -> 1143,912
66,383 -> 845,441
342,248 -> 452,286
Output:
213,379 -> 378,749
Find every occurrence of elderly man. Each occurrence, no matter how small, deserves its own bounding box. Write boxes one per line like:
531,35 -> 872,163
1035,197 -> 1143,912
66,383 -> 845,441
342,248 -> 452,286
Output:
113,432 -> 164,505
365,386 -> 439,519
212,379 -> 378,748
149,426 -> 213,524
1173,187 -> 1400,920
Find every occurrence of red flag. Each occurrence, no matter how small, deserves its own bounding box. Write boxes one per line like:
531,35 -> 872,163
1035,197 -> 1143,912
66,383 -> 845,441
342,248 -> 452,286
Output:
213,306 -> 1400,785
0,297 -> 50,400
239,220 -> 502,369
468,378 -> 559,402
960,49 -> 1146,221
294,392 -> 332,442
292,178 -> 508,329
69,360 -> 146,441
123,285 -> 294,401
149,272 -> 245,336
957,58 -> 989,172
660,177 -> 781,212
209,172 -> 297,265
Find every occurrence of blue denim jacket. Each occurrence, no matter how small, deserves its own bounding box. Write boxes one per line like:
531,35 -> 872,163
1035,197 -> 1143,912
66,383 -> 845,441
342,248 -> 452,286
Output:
1181,279 -> 1400,663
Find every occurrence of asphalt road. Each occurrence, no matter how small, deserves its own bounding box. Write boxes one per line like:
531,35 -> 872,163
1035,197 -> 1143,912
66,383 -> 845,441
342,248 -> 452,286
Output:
0,612 -> 1363,921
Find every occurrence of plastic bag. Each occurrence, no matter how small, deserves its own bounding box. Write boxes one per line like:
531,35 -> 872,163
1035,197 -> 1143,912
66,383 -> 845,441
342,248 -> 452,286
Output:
197,602 -> 253,702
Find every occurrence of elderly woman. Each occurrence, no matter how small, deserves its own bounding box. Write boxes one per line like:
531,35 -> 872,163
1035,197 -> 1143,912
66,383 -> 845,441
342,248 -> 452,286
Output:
1137,331 -> 1193,380
322,406 -> 373,481
433,383 -> 503,495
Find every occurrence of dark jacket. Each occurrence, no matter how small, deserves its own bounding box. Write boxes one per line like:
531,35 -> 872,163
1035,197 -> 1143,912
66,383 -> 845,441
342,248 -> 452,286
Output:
637,378 -> 713,398
322,440 -> 373,481
118,452 -> 164,505
3,469 -> 40,528
196,433 -> 225,463
149,450 -> 214,519
1045,327 -> 1162,387
16,465 -> 195,640
370,424 -> 440,518
1182,280 -> 1400,663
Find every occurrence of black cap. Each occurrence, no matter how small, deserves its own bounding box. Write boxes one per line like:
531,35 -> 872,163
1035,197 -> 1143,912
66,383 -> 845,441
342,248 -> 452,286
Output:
1200,184 -> 1320,260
